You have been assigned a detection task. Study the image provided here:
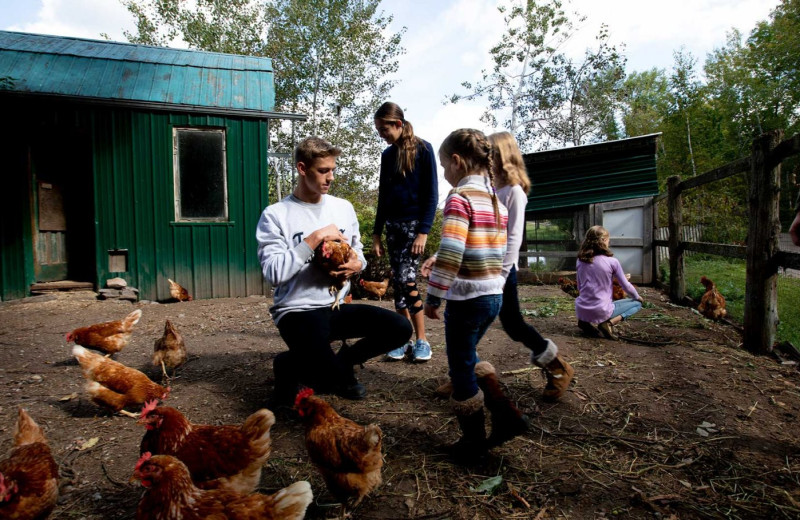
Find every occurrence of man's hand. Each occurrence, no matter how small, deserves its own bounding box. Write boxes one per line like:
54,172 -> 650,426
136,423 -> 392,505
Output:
791,211 -> 800,247
305,224 -> 347,250
424,303 -> 440,320
331,249 -> 363,280
411,233 -> 428,256
420,256 -> 436,278
372,234 -> 385,258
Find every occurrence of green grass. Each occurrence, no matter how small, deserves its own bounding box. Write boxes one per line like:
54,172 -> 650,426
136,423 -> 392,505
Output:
663,256 -> 800,346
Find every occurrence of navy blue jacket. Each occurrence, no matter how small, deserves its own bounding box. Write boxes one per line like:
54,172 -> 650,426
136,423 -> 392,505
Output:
373,139 -> 438,236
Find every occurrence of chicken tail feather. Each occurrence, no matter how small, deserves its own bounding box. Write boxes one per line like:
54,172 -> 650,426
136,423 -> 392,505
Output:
123,309 -> 143,330
270,480 -> 313,520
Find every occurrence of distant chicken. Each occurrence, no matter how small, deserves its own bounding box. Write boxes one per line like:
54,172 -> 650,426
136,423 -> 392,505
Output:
313,239 -> 354,310
133,453 -> 312,520
611,277 -> 626,301
167,278 -> 192,302
152,320 -> 187,378
612,273 -> 634,300
558,277 -> 579,298
138,403 -> 275,494
65,308 -> 142,354
0,408 -> 59,520
295,388 -> 382,519
698,276 -> 727,320
73,345 -> 169,417
359,277 -> 390,301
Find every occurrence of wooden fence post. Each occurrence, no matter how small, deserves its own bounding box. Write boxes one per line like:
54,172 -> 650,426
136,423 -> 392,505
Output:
667,175 -> 685,302
744,130 -> 782,353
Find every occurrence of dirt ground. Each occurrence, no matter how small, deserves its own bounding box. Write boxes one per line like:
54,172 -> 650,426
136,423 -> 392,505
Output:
2,281 -> 800,520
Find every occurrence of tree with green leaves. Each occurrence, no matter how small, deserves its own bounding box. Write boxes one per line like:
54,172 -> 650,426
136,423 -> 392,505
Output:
449,0 -> 626,151
122,0 -> 404,205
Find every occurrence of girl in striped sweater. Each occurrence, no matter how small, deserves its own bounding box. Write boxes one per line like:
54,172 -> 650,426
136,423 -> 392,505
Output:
424,129 -> 528,462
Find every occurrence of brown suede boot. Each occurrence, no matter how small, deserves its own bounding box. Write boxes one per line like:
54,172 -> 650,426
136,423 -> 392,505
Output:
475,361 -> 530,447
541,355 -> 574,402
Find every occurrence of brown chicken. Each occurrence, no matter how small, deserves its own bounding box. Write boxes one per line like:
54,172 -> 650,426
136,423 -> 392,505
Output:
138,402 -> 274,494
295,388 -> 382,519
558,277 -> 579,298
0,408 -> 59,520
313,239 -> 354,310
611,277 -> 626,301
133,453 -> 312,520
65,308 -> 142,354
698,276 -> 727,320
168,278 -> 192,302
72,345 -> 169,417
152,320 -> 187,378
359,277 -> 390,301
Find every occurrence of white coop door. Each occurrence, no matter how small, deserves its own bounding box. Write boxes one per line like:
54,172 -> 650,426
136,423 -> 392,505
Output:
590,197 -> 653,284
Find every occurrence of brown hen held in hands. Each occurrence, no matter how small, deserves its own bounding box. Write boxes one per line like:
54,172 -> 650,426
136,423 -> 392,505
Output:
698,276 -> 727,320
138,403 -> 275,495
313,239 -> 354,310
133,453 -> 312,520
65,308 -> 142,354
73,345 -> 169,416
0,408 -> 59,520
295,388 -> 382,519
153,319 -> 187,378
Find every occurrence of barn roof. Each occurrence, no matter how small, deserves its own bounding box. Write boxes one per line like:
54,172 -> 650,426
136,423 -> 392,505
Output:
523,133 -> 661,214
0,30 -> 303,120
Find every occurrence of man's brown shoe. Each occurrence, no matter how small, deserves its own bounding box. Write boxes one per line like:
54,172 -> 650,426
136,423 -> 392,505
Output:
542,355 -> 574,401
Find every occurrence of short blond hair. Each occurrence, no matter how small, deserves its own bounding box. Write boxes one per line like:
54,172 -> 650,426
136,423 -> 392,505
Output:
488,132 -> 530,194
294,136 -> 341,167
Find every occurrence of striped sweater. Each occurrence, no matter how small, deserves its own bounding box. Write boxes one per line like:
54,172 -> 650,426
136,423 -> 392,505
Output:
426,175 -> 508,303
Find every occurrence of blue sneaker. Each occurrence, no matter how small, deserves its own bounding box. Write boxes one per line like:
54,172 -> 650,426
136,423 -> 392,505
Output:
385,341 -> 411,361
411,339 -> 432,362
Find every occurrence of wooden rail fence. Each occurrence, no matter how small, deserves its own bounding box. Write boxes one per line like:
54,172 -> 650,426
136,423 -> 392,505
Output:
653,129 -> 800,353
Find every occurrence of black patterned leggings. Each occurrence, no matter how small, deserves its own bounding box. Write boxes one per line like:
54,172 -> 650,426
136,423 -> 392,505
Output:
385,220 -> 423,314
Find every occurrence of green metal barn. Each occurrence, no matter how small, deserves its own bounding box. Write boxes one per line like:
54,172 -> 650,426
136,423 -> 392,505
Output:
0,30 -> 303,302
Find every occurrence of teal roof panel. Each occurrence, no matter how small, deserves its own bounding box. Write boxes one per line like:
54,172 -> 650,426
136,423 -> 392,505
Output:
0,30 -> 279,116
523,134 -> 661,213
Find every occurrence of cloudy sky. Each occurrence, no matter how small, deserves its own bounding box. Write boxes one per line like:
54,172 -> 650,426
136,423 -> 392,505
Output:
1,0 -> 781,197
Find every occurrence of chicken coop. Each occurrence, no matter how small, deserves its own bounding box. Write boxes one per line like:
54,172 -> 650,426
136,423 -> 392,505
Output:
521,134 -> 661,284
0,30 -> 304,302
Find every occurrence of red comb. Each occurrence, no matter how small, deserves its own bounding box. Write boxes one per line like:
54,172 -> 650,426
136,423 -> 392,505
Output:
135,452 -> 152,471
141,400 -> 158,417
294,387 -> 314,408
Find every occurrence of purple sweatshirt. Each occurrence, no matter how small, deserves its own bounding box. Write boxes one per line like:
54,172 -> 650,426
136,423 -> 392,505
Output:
575,255 -> 641,324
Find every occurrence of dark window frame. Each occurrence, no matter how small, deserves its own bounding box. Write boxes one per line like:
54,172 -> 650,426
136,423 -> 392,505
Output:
173,127 -> 229,222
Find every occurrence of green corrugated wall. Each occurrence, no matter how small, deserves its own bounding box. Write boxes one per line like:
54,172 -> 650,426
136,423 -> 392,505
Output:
91,108 -> 270,301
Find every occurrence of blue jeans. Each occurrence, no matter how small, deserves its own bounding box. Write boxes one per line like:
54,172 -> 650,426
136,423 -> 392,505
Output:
610,298 -> 642,321
499,265 -> 548,356
444,294 -> 502,401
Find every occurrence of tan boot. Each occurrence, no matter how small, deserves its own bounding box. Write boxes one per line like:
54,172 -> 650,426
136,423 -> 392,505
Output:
542,355 -> 574,401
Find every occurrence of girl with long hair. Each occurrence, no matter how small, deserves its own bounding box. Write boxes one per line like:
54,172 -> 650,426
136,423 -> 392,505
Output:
425,128 -> 528,463
575,225 -> 643,339
372,102 -> 438,362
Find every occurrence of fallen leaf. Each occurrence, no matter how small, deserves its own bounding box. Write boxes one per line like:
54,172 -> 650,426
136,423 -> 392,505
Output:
59,393 -> 78,402
471,475 -> 503,494
696,428 -> 709,437
679,480 -> 692,489
78,437 -> 99,451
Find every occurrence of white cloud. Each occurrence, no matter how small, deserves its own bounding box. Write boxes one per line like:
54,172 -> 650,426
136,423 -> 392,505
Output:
5,0 -> 134,40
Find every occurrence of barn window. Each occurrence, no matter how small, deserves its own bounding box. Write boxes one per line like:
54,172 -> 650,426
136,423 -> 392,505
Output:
173,128 -> 228,221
